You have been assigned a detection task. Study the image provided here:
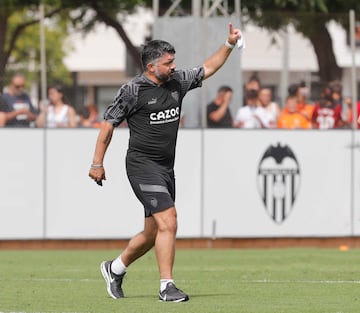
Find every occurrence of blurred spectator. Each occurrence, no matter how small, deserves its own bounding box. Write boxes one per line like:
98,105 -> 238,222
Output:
207,85 -> 233,128
235,89 -> 270,128
287,81 -> 313,124
277,95 -> 311,129
0,96 -> 6,127
356,23 -> 360,45
328,80 -> 343,106
0,73 -> 38,127
77,103 -> 101,128
245,74 -> 261,92
0,112 -> 5,127
258,87 -> 280,128
311,85 -> 344,129
344,97 -> 360,129
243,74 -> 261,106
36,84 -> 77,128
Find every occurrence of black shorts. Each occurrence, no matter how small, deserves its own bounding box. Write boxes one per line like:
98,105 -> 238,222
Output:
128,171 -> 175,217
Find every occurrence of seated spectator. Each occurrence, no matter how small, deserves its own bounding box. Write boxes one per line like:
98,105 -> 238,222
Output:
0,73 -> 38,127
312,85 -> 343,129
36,84 -> 77,128
235,89 -> 270,128
258,87 -> 280,128
277,95 -> 311,129
207,85 -> 233,128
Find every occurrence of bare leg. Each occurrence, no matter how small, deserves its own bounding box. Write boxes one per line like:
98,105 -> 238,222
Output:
152,207 -> 177,279
120,216 -> 158,266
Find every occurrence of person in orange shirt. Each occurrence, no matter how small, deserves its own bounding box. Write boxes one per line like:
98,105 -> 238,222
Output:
277,95 -> 311,129
287,82 -> 313,123
297,81 -> 313,120
344,98 -> 360,129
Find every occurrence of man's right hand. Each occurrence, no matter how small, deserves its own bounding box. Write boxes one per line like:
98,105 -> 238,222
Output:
89,166 -> 106,185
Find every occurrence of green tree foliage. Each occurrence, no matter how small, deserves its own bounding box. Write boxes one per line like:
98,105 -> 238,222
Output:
0,1 -> 70,91
5,7 -> 72,88
0,0 -> 149,91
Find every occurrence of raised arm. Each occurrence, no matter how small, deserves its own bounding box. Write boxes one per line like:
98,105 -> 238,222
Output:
203,23 -> 242,80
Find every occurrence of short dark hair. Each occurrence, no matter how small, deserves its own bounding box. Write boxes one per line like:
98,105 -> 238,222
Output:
248,74 -> 261,84
217,85 -> 233,93
328,80 -> 342,95
141,40 -> 176,71
287,83 -> 299,96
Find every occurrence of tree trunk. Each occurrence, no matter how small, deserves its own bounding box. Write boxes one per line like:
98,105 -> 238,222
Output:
307,23 -> 342,84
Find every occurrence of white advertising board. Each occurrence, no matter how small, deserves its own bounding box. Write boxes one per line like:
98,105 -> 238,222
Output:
0,129 -> 358,239
0,130 -> 44,239
353,130 -> 360,235
203,130 -> 353,237
45,129 -> 143,238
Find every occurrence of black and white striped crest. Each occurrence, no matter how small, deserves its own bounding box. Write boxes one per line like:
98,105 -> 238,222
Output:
257,143 -> 301,224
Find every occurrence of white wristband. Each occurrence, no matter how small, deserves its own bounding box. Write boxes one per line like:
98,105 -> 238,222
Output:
225,40 -> 235,49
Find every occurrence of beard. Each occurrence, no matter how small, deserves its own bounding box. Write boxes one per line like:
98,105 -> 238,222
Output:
154,67 -> 175,83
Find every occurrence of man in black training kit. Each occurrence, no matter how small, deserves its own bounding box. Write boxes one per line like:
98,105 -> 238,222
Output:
89,23 -> 242,302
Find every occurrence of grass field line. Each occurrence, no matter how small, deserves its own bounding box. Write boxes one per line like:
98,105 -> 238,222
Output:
248,279 -> 360,284
0,311 -> 89,313
4,277 -> 360,284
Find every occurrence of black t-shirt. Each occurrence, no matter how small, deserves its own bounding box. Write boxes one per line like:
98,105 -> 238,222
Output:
0,92 -> 37,127
206,101 -> 233,128
104,67 -> 205,174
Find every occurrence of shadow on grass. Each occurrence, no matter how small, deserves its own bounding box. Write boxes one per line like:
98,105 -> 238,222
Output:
120,292 -> 236,300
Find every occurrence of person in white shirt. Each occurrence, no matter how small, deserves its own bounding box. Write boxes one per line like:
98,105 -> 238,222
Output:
234,89 -> 271,128
258,87 -> 280,128
36,84 -> 77,128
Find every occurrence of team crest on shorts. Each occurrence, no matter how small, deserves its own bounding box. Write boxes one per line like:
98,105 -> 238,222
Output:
150,197 -> 158,208
257,143 -> 301,224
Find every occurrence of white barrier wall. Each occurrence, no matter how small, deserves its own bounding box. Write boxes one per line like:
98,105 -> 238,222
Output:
203,130 -> 352,237
0,129 -> 358,239
0,130 -> 44,239
353,130 -> 360,235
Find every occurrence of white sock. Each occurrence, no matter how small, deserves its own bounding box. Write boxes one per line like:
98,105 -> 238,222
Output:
160,279 -> 174,292
111,255 -> 127,275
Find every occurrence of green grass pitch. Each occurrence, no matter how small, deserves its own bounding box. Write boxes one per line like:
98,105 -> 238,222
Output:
0,248 -> 360,313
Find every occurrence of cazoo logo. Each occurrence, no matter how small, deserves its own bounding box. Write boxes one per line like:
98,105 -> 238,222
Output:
257,143 -> 301,224
150,107 -> 180,125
